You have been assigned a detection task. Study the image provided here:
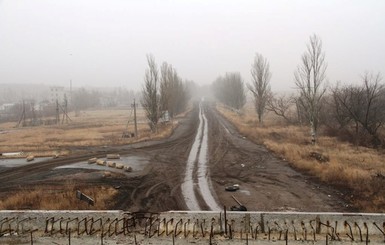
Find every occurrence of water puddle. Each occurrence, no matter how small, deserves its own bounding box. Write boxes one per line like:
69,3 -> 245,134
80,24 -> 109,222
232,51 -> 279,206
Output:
0,157 -> 51,168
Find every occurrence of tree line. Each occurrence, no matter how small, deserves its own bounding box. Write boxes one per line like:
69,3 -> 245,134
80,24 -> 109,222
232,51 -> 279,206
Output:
212,73 -> 246,110
141,54 -> 190,132
0,87 -> 140,123
211,34 -> 385,148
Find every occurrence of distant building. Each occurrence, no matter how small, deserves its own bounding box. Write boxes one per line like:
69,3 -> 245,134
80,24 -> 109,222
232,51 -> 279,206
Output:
49,86 -> 65,104
0,103 -> 17,122
160,111 -> 170,123
0,103 -> 15,112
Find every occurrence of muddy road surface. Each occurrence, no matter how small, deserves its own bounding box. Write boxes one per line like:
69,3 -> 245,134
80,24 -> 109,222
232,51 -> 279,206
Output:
0,102 -> 350,212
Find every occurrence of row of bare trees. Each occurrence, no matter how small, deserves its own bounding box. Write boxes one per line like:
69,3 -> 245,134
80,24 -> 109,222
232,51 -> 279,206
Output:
211,54 -> 272,123
250,35 -> 328,144
270,35 -> 384,147
328,73 -> 385,146
268,72 -> 385,147
212,72 -> 246,110
249,53 -> 272,124
160,62 -> 189,118
141,54 -> 190,132
268,35 -> 384,147
212,34 -> 384,147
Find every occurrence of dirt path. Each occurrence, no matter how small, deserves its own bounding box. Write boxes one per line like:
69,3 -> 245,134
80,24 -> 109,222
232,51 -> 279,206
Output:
181,102 -> 221,211
206,103 -> 349,212
0,102 -> 352,212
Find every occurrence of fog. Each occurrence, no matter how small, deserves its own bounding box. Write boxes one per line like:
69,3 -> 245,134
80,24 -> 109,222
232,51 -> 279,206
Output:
0,0 -> 384,92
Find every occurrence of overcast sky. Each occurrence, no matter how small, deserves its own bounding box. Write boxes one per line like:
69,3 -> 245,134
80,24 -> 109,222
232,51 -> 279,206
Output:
0,0 -> 384,92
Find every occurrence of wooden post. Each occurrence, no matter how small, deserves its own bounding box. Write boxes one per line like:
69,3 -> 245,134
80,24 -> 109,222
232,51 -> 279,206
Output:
56,99 -> 60,124
133,99 -> 138,139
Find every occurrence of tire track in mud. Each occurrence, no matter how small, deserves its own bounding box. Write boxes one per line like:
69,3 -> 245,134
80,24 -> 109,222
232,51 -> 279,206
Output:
0,102 -> 352,212
206,104 -> 350,212
181,102 -> 221,211
197,106 -> 221,211
181,107 -> 203,210
0,108 -> 199,212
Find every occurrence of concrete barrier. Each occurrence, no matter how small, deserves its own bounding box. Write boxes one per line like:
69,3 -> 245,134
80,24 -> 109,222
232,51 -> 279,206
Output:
106,154 -> 120,159
96,159 -> 105,166
87,158 -> 97,164
1,210 -> 385,244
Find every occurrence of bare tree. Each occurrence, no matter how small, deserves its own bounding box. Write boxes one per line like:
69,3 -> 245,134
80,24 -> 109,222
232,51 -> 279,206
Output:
141,54 -> 160,132
360,73 -> 385,143
328,85 -> 352,130
332,72 -> 385,146
266,94 -> 295,123
160,62 -> 173,114
249,53 -> 271,124
160,62 -> 189,118
294,34 -> 327,144
212,72 -> 246,110
226,73 -> 246,110
172,79 -> 189,116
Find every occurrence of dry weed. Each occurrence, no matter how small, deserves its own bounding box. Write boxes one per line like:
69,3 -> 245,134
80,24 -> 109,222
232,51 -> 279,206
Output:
0,108 -> 177,154
0,183 -> 117,210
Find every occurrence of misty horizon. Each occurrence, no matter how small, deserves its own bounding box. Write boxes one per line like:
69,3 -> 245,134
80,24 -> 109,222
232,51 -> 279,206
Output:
0,0 -> 384,92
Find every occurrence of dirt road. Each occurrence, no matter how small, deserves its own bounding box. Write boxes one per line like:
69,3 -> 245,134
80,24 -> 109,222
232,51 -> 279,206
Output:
181,102 -> 221,211
206,104 -> 349,212
0,102 -> 351,212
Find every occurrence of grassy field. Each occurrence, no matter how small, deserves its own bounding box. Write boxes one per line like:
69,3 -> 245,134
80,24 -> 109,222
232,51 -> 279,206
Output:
0,107 -> 177,156
217,104 -> 385,212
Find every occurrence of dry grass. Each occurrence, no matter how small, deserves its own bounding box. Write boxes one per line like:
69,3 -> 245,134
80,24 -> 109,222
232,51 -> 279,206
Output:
218,104 -> 385,212
0,182 -> 117,210
0,108 -> 178,156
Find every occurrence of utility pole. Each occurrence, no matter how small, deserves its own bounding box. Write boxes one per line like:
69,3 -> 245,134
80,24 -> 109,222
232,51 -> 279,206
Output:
22,100 -> 26,126
70,80 -> 72,109
31,101 -> 37,126
62,94 -> 69,124
16,100 -> 26,128
133,99 -> 138,139
56,99 -> 60,124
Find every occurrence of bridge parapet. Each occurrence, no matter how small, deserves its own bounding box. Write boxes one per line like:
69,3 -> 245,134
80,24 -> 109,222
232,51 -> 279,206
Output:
1,210 -> 385,244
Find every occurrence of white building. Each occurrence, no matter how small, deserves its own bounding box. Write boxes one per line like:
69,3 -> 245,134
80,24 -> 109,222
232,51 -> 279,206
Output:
49,86 -> 66,104
0,103 -> 15,112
